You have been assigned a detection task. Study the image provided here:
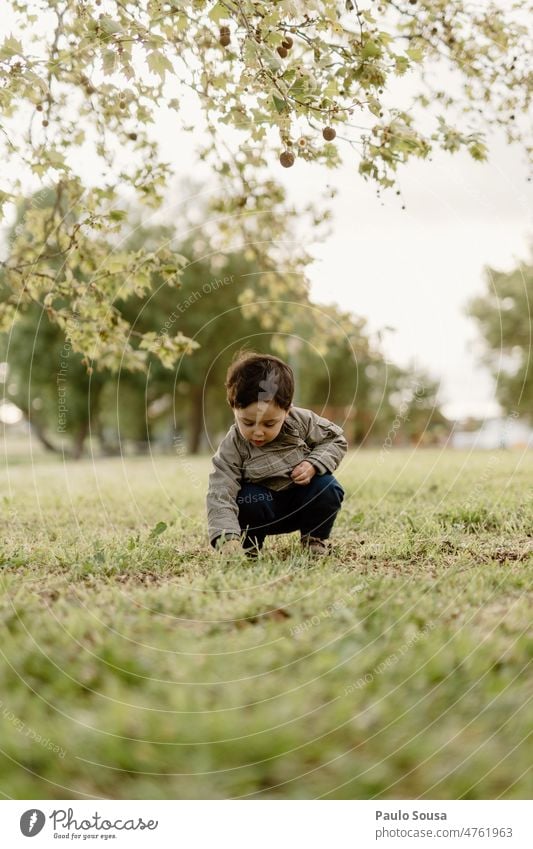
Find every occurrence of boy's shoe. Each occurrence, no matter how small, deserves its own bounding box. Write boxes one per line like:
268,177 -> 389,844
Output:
301,535 -> 330,556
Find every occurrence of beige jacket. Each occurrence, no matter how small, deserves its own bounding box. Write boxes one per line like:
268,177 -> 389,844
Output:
206,406 -> 347,544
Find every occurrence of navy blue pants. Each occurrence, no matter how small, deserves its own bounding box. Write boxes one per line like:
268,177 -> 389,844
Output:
236,473 -> 344,551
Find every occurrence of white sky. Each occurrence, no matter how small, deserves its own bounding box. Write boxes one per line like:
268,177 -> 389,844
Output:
287,134 -> 532,420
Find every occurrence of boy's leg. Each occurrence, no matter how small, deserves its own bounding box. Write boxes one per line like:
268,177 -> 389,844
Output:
237,475 -> 344,551
277,474 -> 345,541
236,483 -> 278,552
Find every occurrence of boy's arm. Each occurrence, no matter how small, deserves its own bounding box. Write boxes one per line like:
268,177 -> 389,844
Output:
206,430 -> 244,547
296,408 -> 348,474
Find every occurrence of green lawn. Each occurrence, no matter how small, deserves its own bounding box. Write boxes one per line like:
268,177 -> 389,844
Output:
0,446 -> 531,799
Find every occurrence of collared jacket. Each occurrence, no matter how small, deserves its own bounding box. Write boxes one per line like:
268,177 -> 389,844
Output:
206,406 -> 348,544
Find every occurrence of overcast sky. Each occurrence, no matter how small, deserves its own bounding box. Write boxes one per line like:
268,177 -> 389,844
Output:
288,133 -> 531,420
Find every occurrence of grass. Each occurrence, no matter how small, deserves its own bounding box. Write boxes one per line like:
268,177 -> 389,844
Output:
0,444 -> 531,800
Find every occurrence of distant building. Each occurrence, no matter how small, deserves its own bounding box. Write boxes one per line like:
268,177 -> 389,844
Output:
451,416 -> 533,449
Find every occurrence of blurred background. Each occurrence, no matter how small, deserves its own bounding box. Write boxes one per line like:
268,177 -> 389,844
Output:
1,170 -> 531,461
0,0 -> 531,463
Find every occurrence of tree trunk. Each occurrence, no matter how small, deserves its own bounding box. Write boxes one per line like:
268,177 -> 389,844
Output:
352,411 -> 368,445
30,419 -> 62,454
188,386 -> 204,454
71,420 -> 89,460
16,401 -> 61,455
71,379 -> 105,459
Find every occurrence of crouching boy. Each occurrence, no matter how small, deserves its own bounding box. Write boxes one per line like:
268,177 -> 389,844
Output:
206,352 -> 347,556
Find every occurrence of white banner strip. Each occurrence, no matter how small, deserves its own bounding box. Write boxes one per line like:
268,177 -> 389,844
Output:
2,800 -> 532,848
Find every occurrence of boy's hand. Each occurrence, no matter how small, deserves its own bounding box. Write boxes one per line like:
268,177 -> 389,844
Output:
216,538 -> 244,556
221,539 -> 242,553
291,461 -> 316,485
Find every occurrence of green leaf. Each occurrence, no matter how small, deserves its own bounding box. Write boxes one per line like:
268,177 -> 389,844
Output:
99,15 -> 122,36
109,209 -> 127,221
0,303 -> 19,332
147,50 -> 174,79
209,2 -> 227,22
149,521 -> 168,538
0,189 -> 14,214
105,252 -> 130,273
46,150 -> 67,169
102,49 -> 116,75
406,47 -> 424,63
0,37 -> 23,59
362,40 -> 381,60
272,94 -> 287,114
367,97 -> 382,117
469,141 -> 488,161
394,55 -> 410,75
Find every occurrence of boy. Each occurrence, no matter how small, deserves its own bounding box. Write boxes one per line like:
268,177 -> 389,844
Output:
206,351 -> 347,556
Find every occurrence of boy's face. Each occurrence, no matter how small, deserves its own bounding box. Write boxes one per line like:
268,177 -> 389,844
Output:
233,400 -> 289,447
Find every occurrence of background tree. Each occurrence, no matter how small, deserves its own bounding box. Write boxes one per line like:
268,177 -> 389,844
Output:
391,364 -> 449,445
0,303 -> 108,458
115,237 -> 298,453
293,303 -> 381,442
0,0 -> 530,374
467,245 -> 533,421
4,191 -> 449,455
1,193 -> 315,455
0,189 -> 114,457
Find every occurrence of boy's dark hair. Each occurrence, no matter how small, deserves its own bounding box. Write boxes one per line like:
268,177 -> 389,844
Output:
225,351 -> 294,410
